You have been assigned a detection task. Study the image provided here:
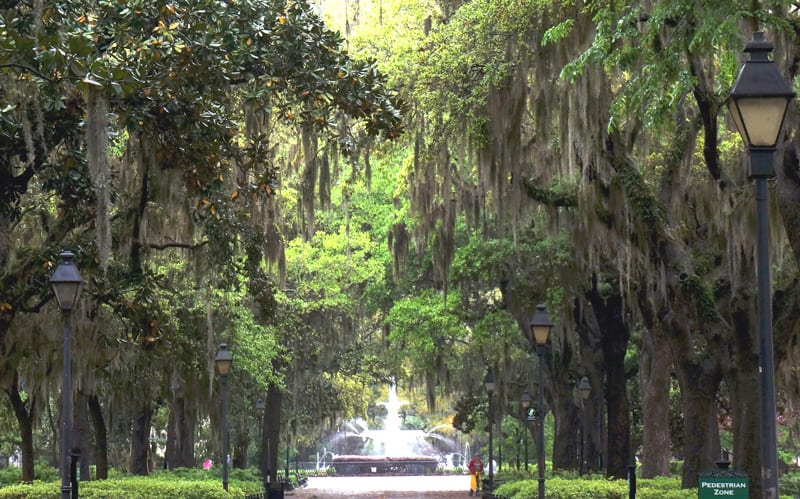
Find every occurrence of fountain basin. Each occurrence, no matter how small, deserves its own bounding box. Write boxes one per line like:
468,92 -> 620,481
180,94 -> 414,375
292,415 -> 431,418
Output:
332,455 -> 439,475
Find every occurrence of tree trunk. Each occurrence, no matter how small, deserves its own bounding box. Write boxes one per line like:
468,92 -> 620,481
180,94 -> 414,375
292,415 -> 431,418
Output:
73,390 -> 91,481
574,297 -> 604,474
605,345 -> 630,480
5,375 -> 34,482
587,281 -> 630,479
262,383 -> 283,484
129,401 -> 153,475
551,390 -> 580,471
47,396 -> 58,468
675,356 -> 721,488
726,294 -> 762,498
87,395 -> 108,479
166,391 -> 196,469
639,323 -> 672,477
550,337 -> 581,471
648,298 -> 721,489
233,428 -> 249,469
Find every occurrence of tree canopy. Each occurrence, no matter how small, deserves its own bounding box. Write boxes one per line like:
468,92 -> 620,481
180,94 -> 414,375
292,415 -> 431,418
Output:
3,0 -> 800,497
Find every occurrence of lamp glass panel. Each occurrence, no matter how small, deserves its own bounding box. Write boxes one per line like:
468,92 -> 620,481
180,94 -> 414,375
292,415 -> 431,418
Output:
216,359 -> 232,375
731,97 -> 790,147
53,282 -> 81,310
579,378 -> 591,400
531,325 -> 551,346
728,101 -> 747,144
484,376 -> 495,393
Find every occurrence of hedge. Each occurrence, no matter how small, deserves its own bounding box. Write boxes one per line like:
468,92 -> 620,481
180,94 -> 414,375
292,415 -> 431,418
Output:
0,477 -> 262,499
494,477 -> 697,499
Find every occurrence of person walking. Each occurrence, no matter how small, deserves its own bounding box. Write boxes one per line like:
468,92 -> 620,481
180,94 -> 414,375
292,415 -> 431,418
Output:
468,453 -> 484,496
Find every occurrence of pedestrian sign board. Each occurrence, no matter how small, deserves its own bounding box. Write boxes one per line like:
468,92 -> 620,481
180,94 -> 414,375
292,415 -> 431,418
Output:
698,470 -> 748,498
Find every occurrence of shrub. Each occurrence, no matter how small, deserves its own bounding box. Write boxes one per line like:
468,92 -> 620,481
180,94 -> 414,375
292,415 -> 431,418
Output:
494,476 -> 698,499
0,474 -> 264,498
0,465 -> 59,487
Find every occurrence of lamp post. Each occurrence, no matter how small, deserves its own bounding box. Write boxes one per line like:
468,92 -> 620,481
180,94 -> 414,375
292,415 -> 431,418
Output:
578,377 -> 591,476
50,251 -> 83,499
256,398 -> 267,491
520,390 -> 531,472
215,343 -> 233,492
484,371 -> 495,493
529,304 -> 553,499
727,31 -> 795,499
285,439 -> 290,484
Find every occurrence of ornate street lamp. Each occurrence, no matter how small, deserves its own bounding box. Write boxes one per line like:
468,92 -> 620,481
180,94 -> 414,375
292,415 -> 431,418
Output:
529,304 -> 553,499
484,371 -> 495,492
727,31 -> 794,499
520,390 -> 531,472
578,377 -> 591,475
50,251 -> 83,499
215,343 -> 233,491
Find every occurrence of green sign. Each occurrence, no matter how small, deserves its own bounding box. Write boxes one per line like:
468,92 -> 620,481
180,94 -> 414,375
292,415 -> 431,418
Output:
526,407 -> 537,421
698,472 -> 748,498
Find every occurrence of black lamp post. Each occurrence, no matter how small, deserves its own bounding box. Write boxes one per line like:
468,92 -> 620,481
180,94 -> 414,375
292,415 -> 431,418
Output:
484,371 -> 495,492
727,31 -> 794,499
256,398 -> 266,491
529,304 -> 553,499
215,343 -> 233,492
520,390 -> 531,472
285,439 -> 290,484
578,377 -> 591,475
50,251 -> 83,499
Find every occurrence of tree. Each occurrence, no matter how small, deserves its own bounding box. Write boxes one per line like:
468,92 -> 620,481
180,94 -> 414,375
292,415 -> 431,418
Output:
348,0 -> 800,493
1,0 -> 403,479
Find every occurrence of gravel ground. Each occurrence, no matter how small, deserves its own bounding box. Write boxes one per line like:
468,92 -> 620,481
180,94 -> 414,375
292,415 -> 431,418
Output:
287,475 -> 473,498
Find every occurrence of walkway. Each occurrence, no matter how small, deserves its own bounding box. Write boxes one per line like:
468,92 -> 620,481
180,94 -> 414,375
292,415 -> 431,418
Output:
289,474 -> 471,498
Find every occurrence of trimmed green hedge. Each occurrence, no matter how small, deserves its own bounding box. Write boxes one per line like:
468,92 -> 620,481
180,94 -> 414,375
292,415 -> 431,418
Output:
494,477 -> 697,499
0,477 -> 263,499
495,476 -> 800,499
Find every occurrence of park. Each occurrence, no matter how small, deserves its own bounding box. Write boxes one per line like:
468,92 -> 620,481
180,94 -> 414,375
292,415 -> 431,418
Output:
4,1 -> 800,499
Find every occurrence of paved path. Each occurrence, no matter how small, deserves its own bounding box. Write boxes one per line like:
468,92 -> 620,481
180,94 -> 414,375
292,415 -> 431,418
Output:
289,475 -> 472,498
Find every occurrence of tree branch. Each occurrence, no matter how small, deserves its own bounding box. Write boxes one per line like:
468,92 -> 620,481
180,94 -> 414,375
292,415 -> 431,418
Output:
0,63 -> 60,83
521,177 -> 577,207
144,241 -> 208,251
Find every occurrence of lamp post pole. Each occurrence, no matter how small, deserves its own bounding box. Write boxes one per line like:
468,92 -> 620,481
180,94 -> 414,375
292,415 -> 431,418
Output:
285,440 -> 290,484
221,374 -> 230,491
215,343 -> 233,492
521,390 -> 531,473
50,252 -> 83,499
727,31 -> 795,499
537,347 -> 546,499
256,398 -> 266,492
755,166 -> 777,498
579,377 -> 591,475
484,372 -> 495,493
529,304 -> 553,499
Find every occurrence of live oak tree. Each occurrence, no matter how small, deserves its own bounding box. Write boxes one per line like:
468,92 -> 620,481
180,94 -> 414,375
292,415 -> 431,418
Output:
349,0 -> 800,495
0,0 -> 402,481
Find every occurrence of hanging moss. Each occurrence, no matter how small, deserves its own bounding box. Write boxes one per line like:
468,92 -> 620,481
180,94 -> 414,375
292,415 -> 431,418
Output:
319,152 -> 331,210
85,86 -> 111,272
301,123 -> 318,241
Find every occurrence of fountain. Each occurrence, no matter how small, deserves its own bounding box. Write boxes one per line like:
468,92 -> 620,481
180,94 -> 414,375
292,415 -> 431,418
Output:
330,383 -> 455,475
